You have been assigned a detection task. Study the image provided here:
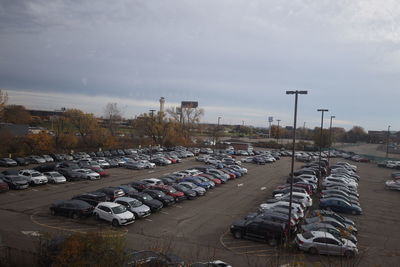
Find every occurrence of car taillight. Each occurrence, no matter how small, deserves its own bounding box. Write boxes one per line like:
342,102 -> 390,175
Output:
296,238 -> 304,244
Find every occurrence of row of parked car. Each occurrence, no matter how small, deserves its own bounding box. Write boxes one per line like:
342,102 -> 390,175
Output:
294,161 -> 362,257
0,147 -> 206,192
49,162 -> 248,226
229,159 -> 329,246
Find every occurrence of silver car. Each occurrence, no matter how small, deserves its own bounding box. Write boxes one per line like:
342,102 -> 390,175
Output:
179,182 -> 206,196
114,197 -> 151,219
296,231 -> 358,257
43,171 -> 67,184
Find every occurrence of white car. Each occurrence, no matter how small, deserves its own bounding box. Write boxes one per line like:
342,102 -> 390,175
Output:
75,169 -> 100,180
138,160 -> 155,169
94,202 -> 135,226
18,169 -> 48,185
97,159 -> 111,168
259,201 -> 305,218
385,179 -> 400,190
240,157 -> 254,163
43,171 -> 67,184
324,176 -> 358,188
274,192 -> 313,207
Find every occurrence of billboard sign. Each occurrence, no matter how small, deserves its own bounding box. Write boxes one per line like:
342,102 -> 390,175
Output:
268,116 -> 273,123
181,101 -> 198,108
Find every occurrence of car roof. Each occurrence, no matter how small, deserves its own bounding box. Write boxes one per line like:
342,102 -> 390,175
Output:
308,231 -> 336,239
115,197 -> 137,202
97,202 -> 120,208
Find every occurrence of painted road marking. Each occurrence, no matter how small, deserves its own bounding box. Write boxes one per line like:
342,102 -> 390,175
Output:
237,183 -> 244,187
175,205 -> 183,208
160,211 -> 169,215
145,218 -> 153,222
229,244 -> 267,249
148,170 -> 155,173
260,187 -> 266,190
31,189 -> 39,192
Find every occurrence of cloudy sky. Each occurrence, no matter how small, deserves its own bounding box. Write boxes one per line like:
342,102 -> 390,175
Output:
1,0 -> 400,130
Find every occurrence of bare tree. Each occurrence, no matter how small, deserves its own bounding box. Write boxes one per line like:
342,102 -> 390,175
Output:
0,89 -> 9,120
104,103 -> 123,136
166,106 -> 204,140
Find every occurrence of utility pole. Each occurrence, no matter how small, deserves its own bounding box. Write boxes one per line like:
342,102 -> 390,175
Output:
386,125 -> 391,159
285,90 -> 308,239
317,108 -> 329,190
215,116 -> 221,153
328,116 -> 335,166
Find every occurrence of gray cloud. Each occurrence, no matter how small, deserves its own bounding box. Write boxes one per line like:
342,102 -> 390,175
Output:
1,0 -> 400,130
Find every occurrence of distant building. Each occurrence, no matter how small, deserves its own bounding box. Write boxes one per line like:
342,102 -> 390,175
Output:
27,108 -> 65,117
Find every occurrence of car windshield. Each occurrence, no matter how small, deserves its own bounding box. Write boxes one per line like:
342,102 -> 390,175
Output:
129,200 -> 142,207
112,205 -> 127,214
53,173 -> 62,177
32,173 -> 41,177
142,194 -> 152,201
302,231 -> 314,239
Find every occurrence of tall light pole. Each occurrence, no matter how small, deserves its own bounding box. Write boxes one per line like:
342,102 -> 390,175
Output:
386,125 -> 391,159
286,90 -> 308,239
317,108 -> 329,189
277,119 -> 281,143
149,109 -> 156,158
215,116 -> 221,153
328,116 -> 335,166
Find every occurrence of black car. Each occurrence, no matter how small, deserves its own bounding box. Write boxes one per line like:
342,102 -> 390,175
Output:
117,185 -> 139,195
95,151 -> 105,157
34,163 -> 56,173
57,168 -> 84,181
13,157 -> 30,166
72,192 -> 107,206
129,192 -> 163,212
230,218 -> 286,246
143,189 -> 175,206
50,200 -> 94,219
129,181 -> 150,191
171,184 -> 196,200
1,175 -> 29,190
96,187 -> 125,201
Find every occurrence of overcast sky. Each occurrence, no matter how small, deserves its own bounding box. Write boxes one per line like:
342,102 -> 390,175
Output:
1,0 -> 400,130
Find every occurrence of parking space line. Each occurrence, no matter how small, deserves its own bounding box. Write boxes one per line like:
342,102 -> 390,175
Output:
260,187 -> 266,190
175,205 -> 183,208
145,218 -> 153,222
148,170 -> 155,173
31,189 -> 39,192
160,211 -> 169,215
237,183 -> 244,187
229,244 -> 267,249
243,249 -> 276,254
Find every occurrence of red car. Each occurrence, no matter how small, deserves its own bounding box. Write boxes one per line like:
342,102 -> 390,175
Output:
149,185 -> 186,201
0,178 -> 9,193
198,173 -> 222,185
219,169 -> 236,179
90,166 -> 110,177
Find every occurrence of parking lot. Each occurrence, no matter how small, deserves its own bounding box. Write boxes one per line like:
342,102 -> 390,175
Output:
1,156 -> 400,266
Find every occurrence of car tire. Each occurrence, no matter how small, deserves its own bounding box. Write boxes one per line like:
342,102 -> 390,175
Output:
344,250 -> 354,258
326,207 -> 332,211
50,209 -> 56,216
71,213 -> 79,219
233,231 -> 242,239
112,219 -> 119,227
351,210 -> 357,215
95,213 -> 100,221
309,247 -> 318,255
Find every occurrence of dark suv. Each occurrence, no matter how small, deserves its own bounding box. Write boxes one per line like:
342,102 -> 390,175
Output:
230,218 -> 286,246
72,192 -> 107,206
96,187 -> 125,201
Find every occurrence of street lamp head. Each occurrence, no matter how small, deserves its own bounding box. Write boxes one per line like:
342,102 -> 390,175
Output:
331,116 -> 336,119
317,109 -> 329,112
286,90 -> 308,95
